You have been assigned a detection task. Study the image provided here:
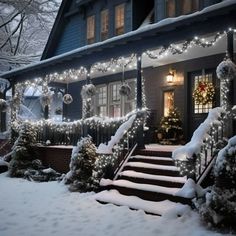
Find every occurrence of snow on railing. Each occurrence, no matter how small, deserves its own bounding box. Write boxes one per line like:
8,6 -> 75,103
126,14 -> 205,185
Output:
172,107 -> 227,179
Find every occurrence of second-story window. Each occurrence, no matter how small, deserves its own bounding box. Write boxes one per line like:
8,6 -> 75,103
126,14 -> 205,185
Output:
87,15 -> 95,44
166,0 -> 176,18
101,9 -> 109,41
115,4 -> 125,36
181,0 -> 199,15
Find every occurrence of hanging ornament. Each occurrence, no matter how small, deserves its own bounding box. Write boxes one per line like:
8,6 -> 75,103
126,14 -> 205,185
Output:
0,99 -> 8,112
119,83 -> 131,96
216,57 -> 236,81
193,81 -> 215,105
81,84 -> 96,99
40,93 -> 52,108
63,93 -> 73,104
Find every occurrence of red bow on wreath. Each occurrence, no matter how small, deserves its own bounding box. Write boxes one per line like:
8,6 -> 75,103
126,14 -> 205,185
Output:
198,82 -> 206,92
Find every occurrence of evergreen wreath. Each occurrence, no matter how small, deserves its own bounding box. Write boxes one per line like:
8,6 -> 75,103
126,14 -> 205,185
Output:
192,81 -> 215,105
81,84 -> 96,99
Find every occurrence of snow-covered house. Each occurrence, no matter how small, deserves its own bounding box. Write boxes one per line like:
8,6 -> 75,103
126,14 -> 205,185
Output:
1,0 -> 236,142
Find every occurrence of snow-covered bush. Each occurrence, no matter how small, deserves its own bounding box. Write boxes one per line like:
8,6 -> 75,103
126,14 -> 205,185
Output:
64,136 -> 98,192
8,122 -> 61,181
198,136 -> 236,227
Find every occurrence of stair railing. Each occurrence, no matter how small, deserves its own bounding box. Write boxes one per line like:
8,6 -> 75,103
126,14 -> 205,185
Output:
172,107 -> 227,180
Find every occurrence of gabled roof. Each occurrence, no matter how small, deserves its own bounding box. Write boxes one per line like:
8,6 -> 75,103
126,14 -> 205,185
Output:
1,0 -> 236,82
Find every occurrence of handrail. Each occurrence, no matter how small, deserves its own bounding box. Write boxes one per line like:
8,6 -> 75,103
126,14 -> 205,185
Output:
173,107 -> 227,180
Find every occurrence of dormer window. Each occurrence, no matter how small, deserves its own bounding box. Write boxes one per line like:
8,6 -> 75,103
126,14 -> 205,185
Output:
115,4 -> 125,36
87,15 -> 95,44
101,9 -> 109,41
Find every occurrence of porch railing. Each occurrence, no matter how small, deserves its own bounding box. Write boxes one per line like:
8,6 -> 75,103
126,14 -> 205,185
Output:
172,107 -> 227,180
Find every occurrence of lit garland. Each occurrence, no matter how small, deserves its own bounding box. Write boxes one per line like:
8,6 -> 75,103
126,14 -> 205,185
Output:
192,81 -> 215,105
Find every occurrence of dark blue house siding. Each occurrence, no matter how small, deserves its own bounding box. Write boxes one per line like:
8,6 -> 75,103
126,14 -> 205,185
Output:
51,0 -> 133,57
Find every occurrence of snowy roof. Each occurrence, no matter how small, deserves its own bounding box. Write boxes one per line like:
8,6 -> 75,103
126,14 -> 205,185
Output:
1,0 -> 236,80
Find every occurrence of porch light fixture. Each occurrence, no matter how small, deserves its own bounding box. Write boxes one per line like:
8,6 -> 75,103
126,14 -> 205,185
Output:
166,71 -> 174,83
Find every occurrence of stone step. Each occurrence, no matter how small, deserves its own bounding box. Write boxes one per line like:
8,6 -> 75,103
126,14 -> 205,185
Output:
101,179 -> 191,205
119,170 -> 186,188
123,162 -> 180,177
129,155 -> 174,166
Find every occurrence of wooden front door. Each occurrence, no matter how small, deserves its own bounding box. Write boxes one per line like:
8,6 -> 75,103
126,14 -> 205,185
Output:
188,69 -> 220,140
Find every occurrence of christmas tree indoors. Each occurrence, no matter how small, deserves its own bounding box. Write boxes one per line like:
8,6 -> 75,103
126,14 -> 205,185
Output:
157,107 -> 183,144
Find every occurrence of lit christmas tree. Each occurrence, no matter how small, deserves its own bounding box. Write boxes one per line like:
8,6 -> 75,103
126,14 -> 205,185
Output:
158,107 -> 183,144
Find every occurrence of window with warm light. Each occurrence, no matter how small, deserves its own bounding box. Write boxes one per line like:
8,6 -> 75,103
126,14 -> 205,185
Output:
97,86 -> 107,117
163,91 -> 174,116
181,0 -> 199,15
166,0 -> 176,17
115,4 -> 125,35
194,72 -> 213,114
101,9 -> 109,41
87,15 -> 95,44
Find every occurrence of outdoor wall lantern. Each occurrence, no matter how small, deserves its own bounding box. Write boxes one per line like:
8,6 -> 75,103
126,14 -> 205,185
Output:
166,71 -> 175,83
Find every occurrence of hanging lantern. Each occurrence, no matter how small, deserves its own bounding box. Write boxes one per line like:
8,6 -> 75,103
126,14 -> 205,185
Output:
40,94 -> 52,108
0,99 -> 8,112
63,93 -> 73,104
119,83 -> 131,96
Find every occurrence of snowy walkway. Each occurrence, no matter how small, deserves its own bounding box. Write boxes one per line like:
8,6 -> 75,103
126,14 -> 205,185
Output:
0,173 -> 227,236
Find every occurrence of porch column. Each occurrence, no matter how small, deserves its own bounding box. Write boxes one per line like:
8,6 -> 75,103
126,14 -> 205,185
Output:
136,54 -> 145,149
227,31 -> 235,134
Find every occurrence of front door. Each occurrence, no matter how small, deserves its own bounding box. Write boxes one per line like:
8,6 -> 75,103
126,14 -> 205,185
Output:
188,69 -> 220,140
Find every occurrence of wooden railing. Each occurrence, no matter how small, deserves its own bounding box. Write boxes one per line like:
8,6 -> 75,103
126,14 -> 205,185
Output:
173,107 -> 227,180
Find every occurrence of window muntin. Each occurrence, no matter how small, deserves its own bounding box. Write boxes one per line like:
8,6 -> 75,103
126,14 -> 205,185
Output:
87,15 -> 95,44
194,72 -> 213,114
95,80 -> 136,117
163,91 -> 174,116
115,4 -> 125,35
101,9 -> 109,41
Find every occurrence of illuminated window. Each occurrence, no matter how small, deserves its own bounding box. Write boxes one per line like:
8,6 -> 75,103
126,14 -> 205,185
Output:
97,86 -> 107,117
194,73 -> 213,114
181,0 -> 199,15
166,0 -> 176,17
115,4 -> 125,35
101,9 -> 109,41
87,15 -> 95,44
95,80 -> 136,117
163,91 -> 174,116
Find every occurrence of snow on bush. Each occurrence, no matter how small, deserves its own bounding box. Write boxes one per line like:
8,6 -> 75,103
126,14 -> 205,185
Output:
216,58 -> 236,81
172,107 -> 225,161
63,136 -> 98,192
8,122 -> 61,181
198,136 -> 236,227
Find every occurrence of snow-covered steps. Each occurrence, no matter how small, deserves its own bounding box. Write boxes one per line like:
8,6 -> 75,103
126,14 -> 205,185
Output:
100,179 -> 191,204
123,161 -> 180,176
119,170 -> 186,188
129,155 -> 174,165
95,189 -> 190,216
97,148 -> 192,213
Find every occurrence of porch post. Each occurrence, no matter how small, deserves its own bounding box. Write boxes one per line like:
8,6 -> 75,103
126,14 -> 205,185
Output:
136,54 -> 145,149
227,31 -> 235,134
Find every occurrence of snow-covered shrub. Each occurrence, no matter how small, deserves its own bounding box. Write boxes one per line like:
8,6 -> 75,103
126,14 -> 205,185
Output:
64,136 -> 98,192
198,136 -> 236,227
8,122 -> 61,181
91,154 -> 117,190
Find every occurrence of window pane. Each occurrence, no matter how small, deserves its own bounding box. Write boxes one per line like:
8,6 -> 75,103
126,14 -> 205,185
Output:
97,86 -> 107,116
111,84 -> 120,102
166,0 -> 175,17
87,15 -> 95,44
110,105 -> 121,118
101,9 -> 109,40
181,0 -> 191,14
115,4 -> 125,35
164,91 -> 174,116
194,73 -> 213,114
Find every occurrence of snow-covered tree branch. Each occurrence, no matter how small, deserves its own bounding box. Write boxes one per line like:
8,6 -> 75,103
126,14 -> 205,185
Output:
0,0 -> 61,72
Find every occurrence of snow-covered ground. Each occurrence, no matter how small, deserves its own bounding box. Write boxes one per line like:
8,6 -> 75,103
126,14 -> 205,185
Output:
0,173 -> 230,236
